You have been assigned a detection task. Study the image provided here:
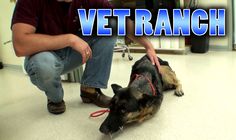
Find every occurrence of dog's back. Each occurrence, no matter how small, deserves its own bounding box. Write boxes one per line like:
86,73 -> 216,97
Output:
130,55 -> 170,95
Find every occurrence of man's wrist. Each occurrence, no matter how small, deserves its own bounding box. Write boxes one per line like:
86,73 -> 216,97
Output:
145,45 -> 155,51
67,34 -> 77,48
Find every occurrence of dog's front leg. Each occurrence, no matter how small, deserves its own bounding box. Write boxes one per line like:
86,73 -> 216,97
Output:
138,114 -> 152,123
160,66 -> 184,96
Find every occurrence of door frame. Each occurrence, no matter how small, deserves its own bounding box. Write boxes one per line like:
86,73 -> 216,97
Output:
232,0 -> 236,50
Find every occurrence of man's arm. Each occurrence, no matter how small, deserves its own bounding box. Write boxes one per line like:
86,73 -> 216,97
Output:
12,23 -> 92,64
126,18 -> 161,71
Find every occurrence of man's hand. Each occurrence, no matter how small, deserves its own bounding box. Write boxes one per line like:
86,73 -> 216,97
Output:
126,18 -> 162,73
69,35 -> 92,64
146,47 -> 161,73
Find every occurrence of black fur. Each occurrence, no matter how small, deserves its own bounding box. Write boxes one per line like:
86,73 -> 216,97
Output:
100,55 -> 178,135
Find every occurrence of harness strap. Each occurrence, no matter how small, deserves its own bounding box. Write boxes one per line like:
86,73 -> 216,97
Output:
129,74 -> 157,96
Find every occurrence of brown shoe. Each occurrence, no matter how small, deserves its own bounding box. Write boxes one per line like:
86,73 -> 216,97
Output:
47,99 -> 66,114
80,86 -> 111,108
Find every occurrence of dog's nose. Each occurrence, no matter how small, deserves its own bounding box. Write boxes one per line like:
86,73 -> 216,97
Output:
99,125 -> 110,134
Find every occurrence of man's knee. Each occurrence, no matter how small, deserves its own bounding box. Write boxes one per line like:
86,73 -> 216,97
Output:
25,52 -> 63,89
95,36 -> 117,55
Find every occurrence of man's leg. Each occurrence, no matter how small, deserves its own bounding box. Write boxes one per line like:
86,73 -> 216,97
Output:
63,18 -> 117,108
80,36 -> 117,108
63,36 -> 117,108
24,51 -> 66,114
81,36 -> 117,88
81,18 -> 117,88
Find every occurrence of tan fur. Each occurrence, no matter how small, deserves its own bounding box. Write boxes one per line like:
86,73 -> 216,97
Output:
137,107 -> 154,122
125,106 -> 157,123
160,66 -> 184,96
132,90 -> 143,100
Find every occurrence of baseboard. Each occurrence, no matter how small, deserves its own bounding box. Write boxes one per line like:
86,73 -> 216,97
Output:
209,45 -> 231,51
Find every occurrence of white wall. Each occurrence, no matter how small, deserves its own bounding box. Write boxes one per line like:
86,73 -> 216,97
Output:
0,0 -> 23,65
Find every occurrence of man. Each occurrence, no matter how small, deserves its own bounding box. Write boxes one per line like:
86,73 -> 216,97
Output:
12,0 -> 161,114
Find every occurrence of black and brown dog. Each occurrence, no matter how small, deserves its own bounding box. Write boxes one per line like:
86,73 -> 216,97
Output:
99,55 -> 184,135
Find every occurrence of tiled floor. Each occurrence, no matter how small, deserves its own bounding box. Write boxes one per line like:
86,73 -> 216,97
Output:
0,51 -> 236,140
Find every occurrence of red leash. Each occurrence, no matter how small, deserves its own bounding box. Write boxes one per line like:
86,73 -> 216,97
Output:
89,109 -> 110,118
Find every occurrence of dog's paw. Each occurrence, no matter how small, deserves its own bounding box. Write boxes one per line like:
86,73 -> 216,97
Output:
174,89 -> 184,97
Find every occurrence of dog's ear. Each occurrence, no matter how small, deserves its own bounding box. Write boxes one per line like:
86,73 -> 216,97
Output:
111,84 -> 122,94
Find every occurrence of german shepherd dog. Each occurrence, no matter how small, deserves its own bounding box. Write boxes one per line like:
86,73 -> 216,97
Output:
99,55 -> 184,135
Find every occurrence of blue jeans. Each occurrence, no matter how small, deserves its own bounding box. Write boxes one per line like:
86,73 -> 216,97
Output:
24,36 -> 117,103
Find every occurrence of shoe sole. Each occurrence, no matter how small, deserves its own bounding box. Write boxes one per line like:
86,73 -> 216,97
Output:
81,97 -> 109,108
48,108 -> 66,115
81,97 -> 93,103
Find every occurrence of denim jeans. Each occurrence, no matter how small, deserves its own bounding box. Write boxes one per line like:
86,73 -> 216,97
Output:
24,36 -> 117,103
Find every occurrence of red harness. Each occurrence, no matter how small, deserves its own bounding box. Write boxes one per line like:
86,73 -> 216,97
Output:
129,74 -> 157,96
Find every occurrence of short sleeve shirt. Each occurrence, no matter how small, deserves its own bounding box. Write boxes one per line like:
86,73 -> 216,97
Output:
11,0 -> 113,35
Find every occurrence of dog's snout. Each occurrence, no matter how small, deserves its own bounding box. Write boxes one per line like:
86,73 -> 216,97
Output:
100,114 -> 123,134
99,124 -> 110,134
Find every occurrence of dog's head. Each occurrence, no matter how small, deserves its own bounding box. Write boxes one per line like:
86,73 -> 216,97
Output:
99,84 -> 155,135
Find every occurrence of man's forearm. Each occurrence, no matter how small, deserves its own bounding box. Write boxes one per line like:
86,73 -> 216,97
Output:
13,33 -> 76,57
126,18 -> 155,50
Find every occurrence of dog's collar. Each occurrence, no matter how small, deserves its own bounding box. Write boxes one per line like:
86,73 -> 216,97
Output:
129,74 -> 156,96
